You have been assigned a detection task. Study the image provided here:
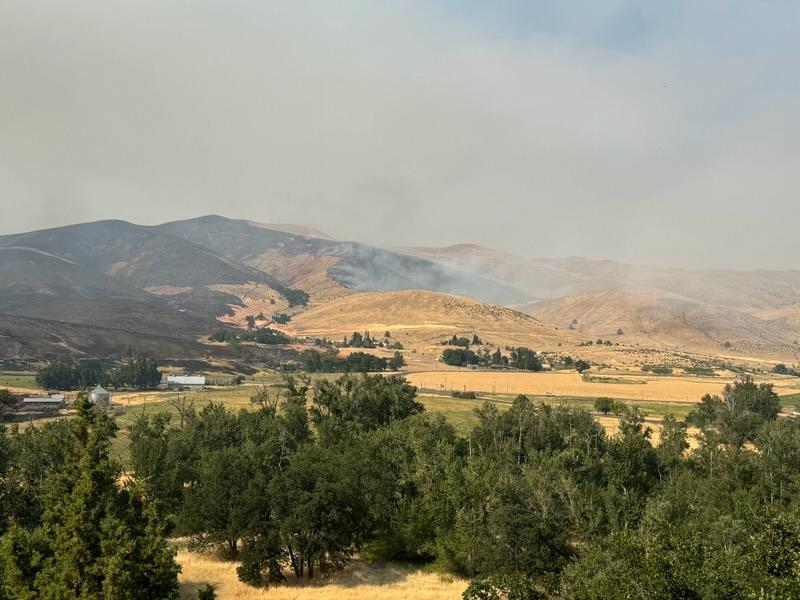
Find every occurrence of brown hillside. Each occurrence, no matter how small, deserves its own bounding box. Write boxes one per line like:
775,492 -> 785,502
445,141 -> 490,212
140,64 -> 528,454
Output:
286,290 -> 576,368
529,288 -> 800,360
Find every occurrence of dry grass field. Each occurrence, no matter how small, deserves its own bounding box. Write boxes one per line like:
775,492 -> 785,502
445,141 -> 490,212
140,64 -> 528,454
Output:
178,551 -> 467,600
407,370 -> 800,403
285,290 -> 575,365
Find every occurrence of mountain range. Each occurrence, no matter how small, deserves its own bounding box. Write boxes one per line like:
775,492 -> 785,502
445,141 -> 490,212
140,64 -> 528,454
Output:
1,215 -> 798,365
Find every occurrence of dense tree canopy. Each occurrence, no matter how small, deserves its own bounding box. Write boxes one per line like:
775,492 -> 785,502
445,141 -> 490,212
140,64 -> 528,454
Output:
6,371 -> 798,598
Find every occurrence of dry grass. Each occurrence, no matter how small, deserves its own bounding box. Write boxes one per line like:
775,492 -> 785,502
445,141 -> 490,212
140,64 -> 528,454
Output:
177,551 -> 467,600
407,370 -> 798,403
286,290 -> 575,366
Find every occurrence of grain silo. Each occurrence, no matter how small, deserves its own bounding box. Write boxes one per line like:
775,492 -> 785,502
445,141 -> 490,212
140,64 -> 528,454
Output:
90,385 -> 110,410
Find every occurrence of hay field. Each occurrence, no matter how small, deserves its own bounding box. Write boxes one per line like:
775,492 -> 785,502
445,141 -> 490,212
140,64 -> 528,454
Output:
178,552 -> 467,600
407,371 -> 799,403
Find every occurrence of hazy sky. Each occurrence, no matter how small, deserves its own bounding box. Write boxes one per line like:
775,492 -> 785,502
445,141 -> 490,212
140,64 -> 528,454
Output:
1,1 -> 798,269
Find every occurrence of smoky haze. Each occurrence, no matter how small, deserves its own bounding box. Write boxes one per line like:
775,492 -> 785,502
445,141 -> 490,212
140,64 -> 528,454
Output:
1,1 -> 798,269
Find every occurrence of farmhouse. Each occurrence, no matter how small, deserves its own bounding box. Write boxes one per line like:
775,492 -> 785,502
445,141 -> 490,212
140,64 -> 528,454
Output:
166,375 -> 206,390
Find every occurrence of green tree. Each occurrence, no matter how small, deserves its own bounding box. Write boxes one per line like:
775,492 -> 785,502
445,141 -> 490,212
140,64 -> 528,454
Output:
1,394 -> 180,598
270,443 -> 371,579
388,351 -> 406,371
509,347 -> 543,372
311,375 -> 423,445
441,348 -> 479,367
574,360 -> 591,373
687,377 -> 781,448
594,397 -> 614,415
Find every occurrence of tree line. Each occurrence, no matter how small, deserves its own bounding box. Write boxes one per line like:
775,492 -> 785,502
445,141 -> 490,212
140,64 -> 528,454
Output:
441,345 -> 548,372
35,358 -> 161,391
209,326 -> 291,346
299,349 -> 405,373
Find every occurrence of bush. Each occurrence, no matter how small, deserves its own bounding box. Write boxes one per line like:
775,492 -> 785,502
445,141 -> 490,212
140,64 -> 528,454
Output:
452,390 -> 478,399
641,365 -> 673,375
684,366 -> 717,376
197,584 -> 217,600
462,573 -> 544,600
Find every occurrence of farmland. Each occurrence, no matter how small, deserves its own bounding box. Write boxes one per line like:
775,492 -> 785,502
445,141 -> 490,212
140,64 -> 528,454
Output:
406,370 -> 800,403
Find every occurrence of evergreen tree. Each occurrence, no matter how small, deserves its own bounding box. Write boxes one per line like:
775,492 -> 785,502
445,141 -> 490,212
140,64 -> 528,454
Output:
0,394 -> 180,599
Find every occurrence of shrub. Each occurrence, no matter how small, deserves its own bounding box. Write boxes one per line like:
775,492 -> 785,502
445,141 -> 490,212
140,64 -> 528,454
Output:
462,573 -> 544,600
197,584 -> 217,600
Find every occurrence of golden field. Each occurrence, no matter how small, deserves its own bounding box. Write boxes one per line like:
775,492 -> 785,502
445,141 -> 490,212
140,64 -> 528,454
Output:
178,552 -> 467,600
407,370 -> 800,403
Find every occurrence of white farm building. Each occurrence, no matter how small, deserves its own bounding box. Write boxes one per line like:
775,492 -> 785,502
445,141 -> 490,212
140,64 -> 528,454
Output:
166,375 -> 206,390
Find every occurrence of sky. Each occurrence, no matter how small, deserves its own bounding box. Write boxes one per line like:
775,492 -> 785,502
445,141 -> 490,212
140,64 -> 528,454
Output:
1,1 -> 798,269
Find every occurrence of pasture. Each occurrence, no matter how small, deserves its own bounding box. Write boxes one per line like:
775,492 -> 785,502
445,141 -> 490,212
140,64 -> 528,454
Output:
0,373 -> 39,391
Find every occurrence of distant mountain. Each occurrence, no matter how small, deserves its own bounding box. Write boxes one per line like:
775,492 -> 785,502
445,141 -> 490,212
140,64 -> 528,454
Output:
155,216 -> 527,305
400,244 -> 800,359
0,217 -> 524,360
0,219 -> 311,359
401,244 -> 800,308
3,216 -> 798,363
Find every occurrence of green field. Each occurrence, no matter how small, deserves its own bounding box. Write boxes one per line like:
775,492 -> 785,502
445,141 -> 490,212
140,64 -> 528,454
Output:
780,393 -> 800,407
0,374 -> 40,390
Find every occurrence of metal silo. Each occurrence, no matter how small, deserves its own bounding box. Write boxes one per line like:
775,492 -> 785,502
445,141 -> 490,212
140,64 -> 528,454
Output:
90,385 -> 110,410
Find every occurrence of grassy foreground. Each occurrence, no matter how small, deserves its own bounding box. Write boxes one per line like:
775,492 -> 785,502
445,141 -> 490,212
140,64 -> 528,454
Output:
178,552 -> 467,600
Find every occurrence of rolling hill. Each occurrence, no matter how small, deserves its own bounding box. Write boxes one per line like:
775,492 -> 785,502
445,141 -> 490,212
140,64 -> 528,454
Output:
527,288 -> 800,358
401,244 -> 800,361
284,289 -> 576,368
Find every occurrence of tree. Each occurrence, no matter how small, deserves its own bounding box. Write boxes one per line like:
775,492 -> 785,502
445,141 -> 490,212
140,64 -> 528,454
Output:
509,347 -> 543,372
310,375 -> 423,444
180,445 -> 263,556
687,377 -> 781,448
1,394 -> 180,598
616,328 -> 624,336
0,389 -> 17,418
594,397 -> 614,415
245,315 -> 256,330
574,360 -> 591,373
270,443 -> 371,579
169,393 -> 195,429
441,348 -> 479,367
388,351 -> 405,371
